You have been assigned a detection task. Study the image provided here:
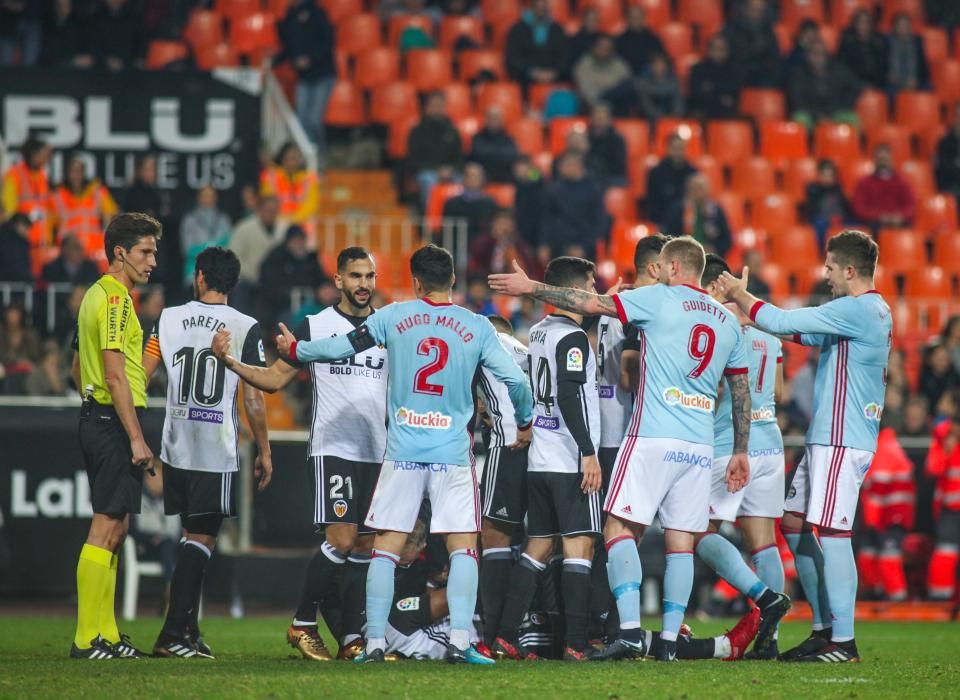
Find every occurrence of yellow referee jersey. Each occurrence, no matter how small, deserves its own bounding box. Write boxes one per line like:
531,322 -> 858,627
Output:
76,274 -> 147,407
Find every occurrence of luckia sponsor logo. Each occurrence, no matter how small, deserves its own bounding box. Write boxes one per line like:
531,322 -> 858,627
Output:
395,407 -> 452,429
751,407 -> 775,422
662,387 -> 714,412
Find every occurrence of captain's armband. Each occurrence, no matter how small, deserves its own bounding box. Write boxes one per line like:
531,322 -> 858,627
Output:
348,325 -> 376,353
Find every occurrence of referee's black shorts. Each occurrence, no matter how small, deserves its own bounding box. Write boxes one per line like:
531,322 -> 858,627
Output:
78,401 -> 144,516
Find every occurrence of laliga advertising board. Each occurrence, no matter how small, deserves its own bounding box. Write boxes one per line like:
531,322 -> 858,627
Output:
0,67 -> 261,219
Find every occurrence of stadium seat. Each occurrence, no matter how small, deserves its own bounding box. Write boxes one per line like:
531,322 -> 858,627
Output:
388,14 -> 434,46
439,16 -> 485,50
751,192 -> 798,233
716,191 -> 746,232
319,0 -> 363,24
146,40 -> 188,69
215,0 -> 259,20
325,81 -> 367,126
916,194 -> 959,236
839,157 -> 874,194
229,12 -> 277,55
439,83 -> 474,120
900,160 -> 935,201
579,0 -> 625,33
782,157 -> 818,201
905,266 -> 953,331
658,23 -> 693,61
614,119 -> 650,160
354,48 -> 400,90
121,536 -> 165,620
534,151 -> 554,178
895,91 -> 942,135
706,120 -> 755,167
628,158 -> 649,198
676,0 -> 723,39
528,83 -> 571,112
916,125 -> 947,160
731,157 -> 776,199
866,123 -> 912,164
605,187 -> 633,220
266,0 -> 290,17
608,221 -> 655,271
482,0 -> 521,32
387,116 -> 419,158
632,0 -> 672,28
184,10 -> 223,51
733,226 -> 769,252
427,182 -> 464,227
371,81 -> 419,124
674,52 -> 699,91
739,89 -> 786,123
508,117 -> 545,155
933,233 -> 960,273
756,261 -> 791,298
405,50 -> 454,91
772,23 -> 790,53
196,42 -> 239,70
477,82 -> 523,123
549,117 -> 588,154
486,183 -> 516,207
856,89 -> 889,133
814,122 -> 862,162
654,118 -> 703,156
760,121 -> 809,164
336,14 -> 382,56
770,225 -> 819,271
546,0 -> 571,22
694,155 -> 724,195
877,228 -> 926,273
780,0 -> 825,32
830,0 -> 874,28
458,49 -> 505,81
456,115 -> 481,150
922,27 -> 949,65
933,60 -> 960,104
881,0 -> 925,30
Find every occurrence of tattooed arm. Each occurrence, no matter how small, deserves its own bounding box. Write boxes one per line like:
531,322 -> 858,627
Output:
488,260 -> 620,318
728,372 -> 751,455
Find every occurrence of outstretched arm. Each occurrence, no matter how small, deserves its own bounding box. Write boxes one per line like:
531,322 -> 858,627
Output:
489,260 -> 619,318
213,328 -> 299,393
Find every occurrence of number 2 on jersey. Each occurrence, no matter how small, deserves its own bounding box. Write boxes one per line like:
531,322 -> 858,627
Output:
413,337 -> 449,396
687,324 -> 716,379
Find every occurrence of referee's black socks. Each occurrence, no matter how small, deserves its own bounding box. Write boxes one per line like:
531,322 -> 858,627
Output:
162,540 -> 212,639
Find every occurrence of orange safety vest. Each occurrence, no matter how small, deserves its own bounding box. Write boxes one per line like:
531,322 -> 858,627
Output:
261,166 -> 317,236
927,420 -> 960,517
52,184 -> 108,253
10,162 -> 51,247
862,427 -> 915,531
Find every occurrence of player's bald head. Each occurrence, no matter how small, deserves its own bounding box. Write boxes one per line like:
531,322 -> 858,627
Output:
660,237 -> 706,280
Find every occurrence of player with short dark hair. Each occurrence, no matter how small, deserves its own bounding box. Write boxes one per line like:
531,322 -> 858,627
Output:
143,246 -> 272,658
719,229 -> 890,663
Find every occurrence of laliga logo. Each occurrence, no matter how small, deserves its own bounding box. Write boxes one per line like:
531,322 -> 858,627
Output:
395,407 -> 452,429
863,403 -> 883,421
662,387 -> 714,412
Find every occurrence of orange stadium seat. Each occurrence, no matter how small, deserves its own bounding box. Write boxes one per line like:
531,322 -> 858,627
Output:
456,115 -> 480,150
605,187 -> 633,220
529,83 -> 571,112
716,191 -> 746,232
325,81 -> 367,126
707,120 -> 755,167
933,233 -> 960,274
895,91 -> 942,135
388,116 -> 419,158
658,23 -> 693,61
881,0 -> 925,29
549,117 -> 588,154
900,160 -> 935,200
266,0 -> 290,17
756,261 -> 791,298
675,52 -> 699,91
631,0 -> 672,28
782,157 -> 818,200
872,265 -> 897,297
840,157 -> 874,194
856,89 -> 889,133
337,14 -> 382,56
877,228 -> 926,272
320,0 -> 364,24
197,42 -> 239,69
459,49 -> 506,81
814,122 -> 862,162
388,14 -> 434,46
655,118 -> 703,156
740,89 -> 786,123
772,24 -> 790,53
354,48 -> 400,90
508,117 -> 545,155
760,121 -> 809,163
694,155 -> 724,195
916,194 -> 959,236
486,183 -> 516,207
614,119 -> 650,160
780,0 -> 825,32
477,82 -> 523,123
427,182 -> 463,226
482,0 -> 521,32
628,158 -> 649,198
440,83 -> 474,120
831,0 -> 874,28
184,10 -> 223,50
405,50 -> 453,91
770,225 -> 819,271
916,124 -> 947,160
534,151 -> 554,177
751,192 -> 798,233
230,12 -> 277,55
923,27 -> 949,65
676,0 -> 723,39
731,157 -> 776,199
905,266 -> 953,330
146,40 -> 188,69
733,226 -> 769,252
546,0 -> 570,22
580,0 -> 625,33
215,0 -> 259,20
866,123 -> 912,164
439,16 -> 485,50
934,60 -> 960,104
371,81 -> 418,124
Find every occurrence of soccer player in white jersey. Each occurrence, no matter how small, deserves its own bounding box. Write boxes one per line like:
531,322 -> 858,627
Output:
491,257 -> 602,662
211,247 -> 386,661
142,247 -> 273,658
475,315 -> 529,652
719,230 -> 892,663
694,254 -> 791,659
491,237 -> 753,662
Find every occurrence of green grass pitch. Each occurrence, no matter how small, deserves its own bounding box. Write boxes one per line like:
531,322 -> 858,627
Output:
1,616 -> 958,699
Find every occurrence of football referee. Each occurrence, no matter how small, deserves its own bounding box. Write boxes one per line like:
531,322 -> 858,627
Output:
69,213 -> 162,659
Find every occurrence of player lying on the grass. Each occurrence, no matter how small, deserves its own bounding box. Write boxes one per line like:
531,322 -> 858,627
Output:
214,247 -> 387,661
217,244 -> 534,665
718,229 -> 891,663
143,247 -> 273,659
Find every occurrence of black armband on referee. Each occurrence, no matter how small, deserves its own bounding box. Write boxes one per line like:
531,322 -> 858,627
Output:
347,325 -> 376,353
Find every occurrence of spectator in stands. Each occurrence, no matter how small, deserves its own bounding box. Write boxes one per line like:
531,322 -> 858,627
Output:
616,4 -> 665,76
51,154 -> 117,250
838,9 -> 889,90
688,34 -> 741,120
87,0 -> 145,71
919,344 -> 960,415
407,91 -> 464,211
0,303 -> 41,376
0,0 -> 41,66
276,0 -> 337,159
260,142 -> 320,240
574,35 -> 632,111
567,7 -> 601,73
0,214 -> 33,284
512,155 -> 545,251
122,153 -> 169,228
442,162 -> 498,243
634,52 -> 683,122
804,159 -> 852,246
505,0 -> 568,86
942,316 -> 960,376
663,173 -> 732,257
53,284 -> 86,351
25,340 -> 67,397
470,106 -> 519,183
935,104 -> 960,203
852,144 -> 916,229
137,288 -> 165,336
259,225 -> 329,330
644,132 -> 696,225
180,185 -> 232,288
41,235 -> 99,286
468,208 -> 540,278
542,151 -> 605,259
783,19 -> 823,76
3,136 -> 52,247
887,12 -> 929,93
585,103 -> 627,186
40,0 -> 89,67
228,195 -> 286,315
788,40 -> 862,130
465,277 -> 498,316
722,0 -> 781,88
743,249 -> 772,300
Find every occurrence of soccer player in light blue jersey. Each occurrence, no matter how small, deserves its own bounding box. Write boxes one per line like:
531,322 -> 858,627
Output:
719,230 -> 891,663
491,237 -> 753,662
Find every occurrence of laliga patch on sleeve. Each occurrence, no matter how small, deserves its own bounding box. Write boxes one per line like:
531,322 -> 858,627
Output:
257,339 -> 266,363
566,347 -> 583,372
395,596 -> 420,612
